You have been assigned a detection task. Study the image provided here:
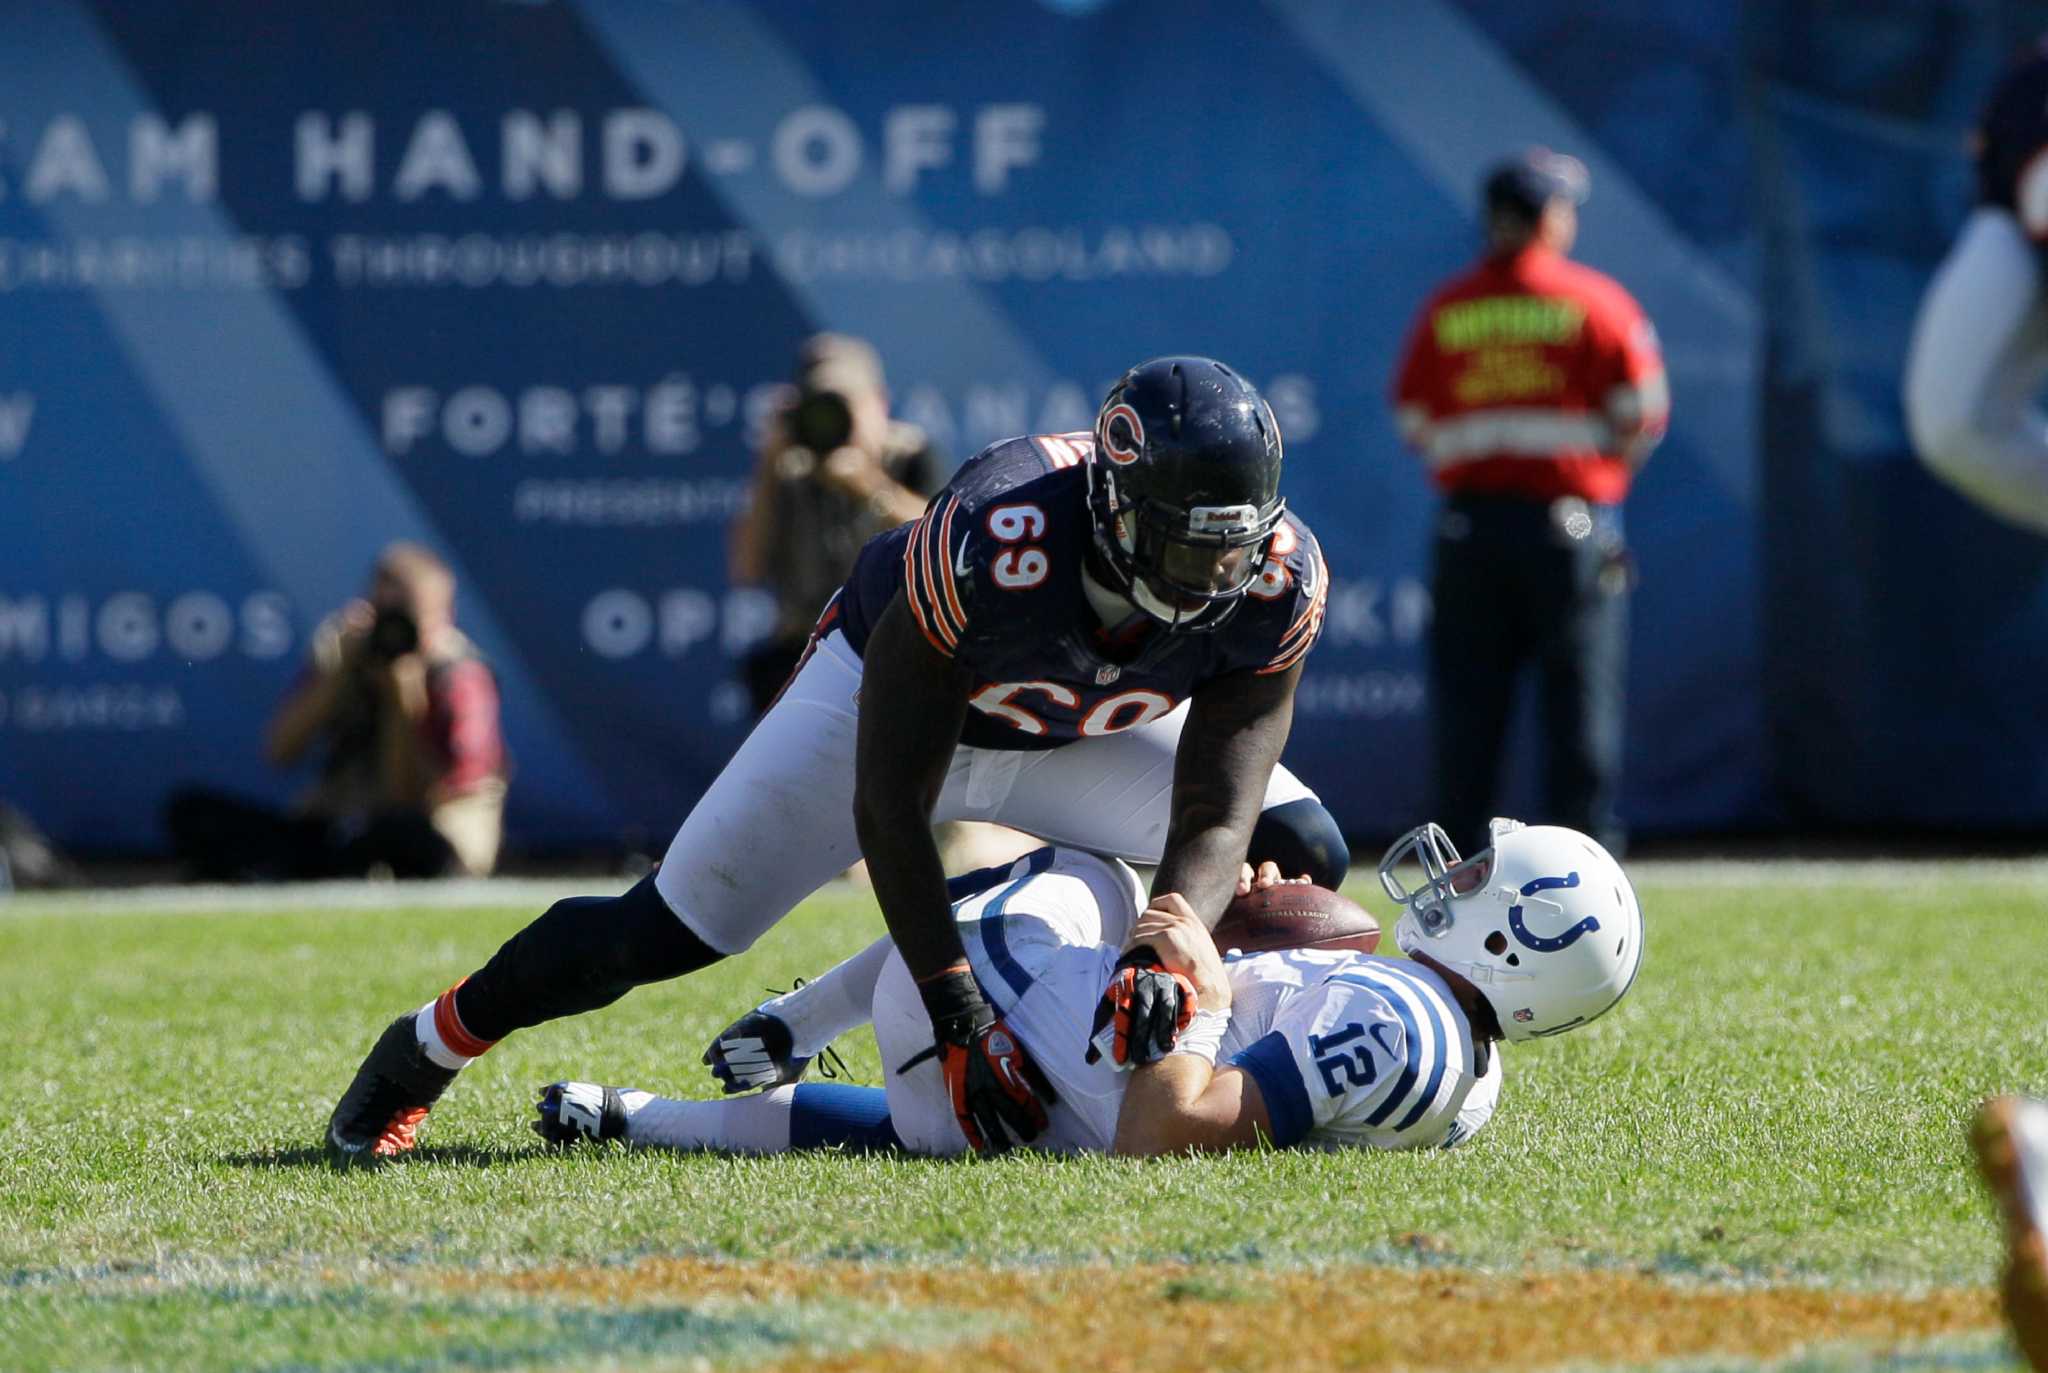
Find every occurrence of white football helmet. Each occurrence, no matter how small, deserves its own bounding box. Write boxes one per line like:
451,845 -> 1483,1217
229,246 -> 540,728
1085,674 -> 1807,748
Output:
1378,818 -> 1643,1042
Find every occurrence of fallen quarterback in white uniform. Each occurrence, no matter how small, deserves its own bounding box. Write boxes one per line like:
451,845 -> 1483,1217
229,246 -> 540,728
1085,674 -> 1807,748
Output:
533,818 -> 1644,1158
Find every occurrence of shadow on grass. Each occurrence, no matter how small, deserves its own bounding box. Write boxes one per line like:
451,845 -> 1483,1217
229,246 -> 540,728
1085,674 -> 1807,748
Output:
219,1143 -> 533,1171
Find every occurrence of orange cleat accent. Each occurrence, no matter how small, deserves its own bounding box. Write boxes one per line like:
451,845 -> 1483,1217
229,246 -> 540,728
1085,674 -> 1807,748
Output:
328,1015 -> 460,1163
373,1106 -> 432,1157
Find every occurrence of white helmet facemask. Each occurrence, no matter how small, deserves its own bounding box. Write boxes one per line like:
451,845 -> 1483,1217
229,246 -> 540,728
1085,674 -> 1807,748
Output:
1379,818 -> 1644,1042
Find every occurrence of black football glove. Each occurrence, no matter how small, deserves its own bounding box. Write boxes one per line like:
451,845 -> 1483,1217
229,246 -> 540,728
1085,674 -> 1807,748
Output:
1086,948 -> 1196,1067
918,967 -> 1057,1155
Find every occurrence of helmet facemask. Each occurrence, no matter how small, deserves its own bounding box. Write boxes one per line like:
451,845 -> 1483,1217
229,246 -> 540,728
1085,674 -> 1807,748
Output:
1086,456 -> 1286,632
1131,489 -> 1282,625
1380,818 -> 1521,948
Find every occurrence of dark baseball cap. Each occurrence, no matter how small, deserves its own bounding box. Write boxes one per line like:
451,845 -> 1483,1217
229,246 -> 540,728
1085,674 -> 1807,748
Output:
1482,147 -> 1591,216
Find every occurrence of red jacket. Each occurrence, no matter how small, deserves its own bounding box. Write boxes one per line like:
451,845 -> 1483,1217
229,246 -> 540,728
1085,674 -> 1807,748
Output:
1392,244 -> 1667,504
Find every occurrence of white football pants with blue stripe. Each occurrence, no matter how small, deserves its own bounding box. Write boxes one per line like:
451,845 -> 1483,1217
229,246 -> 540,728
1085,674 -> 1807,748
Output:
870,846 -> 1146,1156
1906,206 -> 2048,535
653,628 -> 1315,955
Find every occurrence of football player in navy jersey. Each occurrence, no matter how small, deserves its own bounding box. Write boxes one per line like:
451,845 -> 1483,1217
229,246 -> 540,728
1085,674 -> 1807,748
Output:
328,357 -> 1347,1162
1906,36 -> 2048,534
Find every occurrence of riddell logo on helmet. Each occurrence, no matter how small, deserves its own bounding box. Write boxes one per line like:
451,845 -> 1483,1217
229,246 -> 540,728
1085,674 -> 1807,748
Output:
1189,504 -> 1259,533
1100,403 -> 1144,464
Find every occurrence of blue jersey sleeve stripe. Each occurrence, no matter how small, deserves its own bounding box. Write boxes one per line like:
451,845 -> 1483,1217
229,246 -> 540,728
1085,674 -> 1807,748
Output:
1229,1031 -> 1314,1148
1368,966 -> 1455,1132
1339,965 -> 1459,1133
1331,972 -> 1427,1128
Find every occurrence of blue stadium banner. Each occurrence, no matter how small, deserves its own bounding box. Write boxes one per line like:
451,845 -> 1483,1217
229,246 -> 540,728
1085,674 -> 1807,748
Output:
1,1 -> 2041,853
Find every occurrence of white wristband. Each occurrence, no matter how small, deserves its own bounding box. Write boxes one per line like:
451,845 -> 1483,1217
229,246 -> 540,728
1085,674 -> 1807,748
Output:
1168,1007 -> 1230,1065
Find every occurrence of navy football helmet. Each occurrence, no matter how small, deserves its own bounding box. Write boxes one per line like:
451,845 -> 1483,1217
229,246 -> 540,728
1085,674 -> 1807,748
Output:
1087,357 -> 1287,631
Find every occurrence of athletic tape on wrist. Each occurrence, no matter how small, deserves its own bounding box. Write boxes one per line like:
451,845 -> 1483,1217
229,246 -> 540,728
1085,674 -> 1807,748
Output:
1168,1007 -> 1230,1065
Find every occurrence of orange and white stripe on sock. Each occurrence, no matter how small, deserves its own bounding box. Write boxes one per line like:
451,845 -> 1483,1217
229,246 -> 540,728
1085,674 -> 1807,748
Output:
416,978 -> 496,1070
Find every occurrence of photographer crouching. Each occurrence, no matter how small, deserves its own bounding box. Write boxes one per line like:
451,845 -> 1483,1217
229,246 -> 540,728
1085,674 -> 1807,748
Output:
165,543 -> 508,881
731,334 -> 944,713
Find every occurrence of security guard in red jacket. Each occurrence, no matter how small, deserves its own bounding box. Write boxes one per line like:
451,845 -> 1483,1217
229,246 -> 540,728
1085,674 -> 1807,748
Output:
1391,148 -> 1668,855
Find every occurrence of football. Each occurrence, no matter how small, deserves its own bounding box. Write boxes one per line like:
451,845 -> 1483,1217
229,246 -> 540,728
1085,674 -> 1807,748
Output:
1212,883 -> 1381,956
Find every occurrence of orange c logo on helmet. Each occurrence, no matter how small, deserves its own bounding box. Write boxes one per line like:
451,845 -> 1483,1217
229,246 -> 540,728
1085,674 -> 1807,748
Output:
1099,403 -> 1144,465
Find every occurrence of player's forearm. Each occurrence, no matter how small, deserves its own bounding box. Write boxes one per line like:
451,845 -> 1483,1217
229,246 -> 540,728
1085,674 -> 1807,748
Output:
854,794 -> 968,982
1113,1056 -> 1267,1156
1152,820 -> 1257,927
1154,666 -> 1303,925
1112,1055 -> 1214,1155
852,595 -> 975,983
1154,761 -> 1268,922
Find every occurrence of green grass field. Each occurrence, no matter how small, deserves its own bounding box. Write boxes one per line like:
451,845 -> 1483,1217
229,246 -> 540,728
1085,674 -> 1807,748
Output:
3,864 -> 2045,1372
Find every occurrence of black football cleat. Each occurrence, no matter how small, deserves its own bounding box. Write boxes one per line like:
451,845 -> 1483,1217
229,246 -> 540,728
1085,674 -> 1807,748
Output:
533,1081 -> 628,1145
326,1014 -> 459,1162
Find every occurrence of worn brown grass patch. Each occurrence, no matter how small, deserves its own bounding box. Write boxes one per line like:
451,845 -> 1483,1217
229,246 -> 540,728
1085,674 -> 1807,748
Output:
437,1258 -> 2001,1372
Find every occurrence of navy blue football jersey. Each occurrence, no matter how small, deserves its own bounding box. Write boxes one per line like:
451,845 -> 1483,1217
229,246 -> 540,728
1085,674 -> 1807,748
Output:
1978,40 -> 2048,229
837,432 -> 1327,751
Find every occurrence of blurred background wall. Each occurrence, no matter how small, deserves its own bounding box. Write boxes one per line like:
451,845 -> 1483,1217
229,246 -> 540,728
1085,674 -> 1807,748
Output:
2,0 -> 2045,857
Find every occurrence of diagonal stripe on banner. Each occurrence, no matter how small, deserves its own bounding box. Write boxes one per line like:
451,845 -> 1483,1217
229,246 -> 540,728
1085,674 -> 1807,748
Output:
569,0 -> 1058,392
1265,0 -> 1757,505
0,3 -> 620,826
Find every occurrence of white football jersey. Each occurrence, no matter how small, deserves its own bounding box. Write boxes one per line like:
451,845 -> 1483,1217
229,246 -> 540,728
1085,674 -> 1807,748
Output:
1218,948 -> 1500,1151
875,848 -> 1499,1157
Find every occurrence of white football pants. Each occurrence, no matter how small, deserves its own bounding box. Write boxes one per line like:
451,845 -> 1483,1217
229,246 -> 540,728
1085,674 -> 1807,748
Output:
654,629 -> 1316,954
1905,206 -> 2048,534
871,847 -> 1141,1156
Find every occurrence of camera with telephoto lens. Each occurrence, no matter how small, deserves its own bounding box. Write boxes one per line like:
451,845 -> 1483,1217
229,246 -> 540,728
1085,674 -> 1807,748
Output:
367,605 -> 420,662
786,386 -> 854,455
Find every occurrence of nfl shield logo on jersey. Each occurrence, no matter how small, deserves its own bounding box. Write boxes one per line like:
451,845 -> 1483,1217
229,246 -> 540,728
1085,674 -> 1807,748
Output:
1095,666 -> 1121,685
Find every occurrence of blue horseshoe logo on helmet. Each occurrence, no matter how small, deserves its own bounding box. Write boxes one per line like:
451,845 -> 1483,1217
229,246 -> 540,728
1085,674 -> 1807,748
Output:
1507,872 -> 1600,952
